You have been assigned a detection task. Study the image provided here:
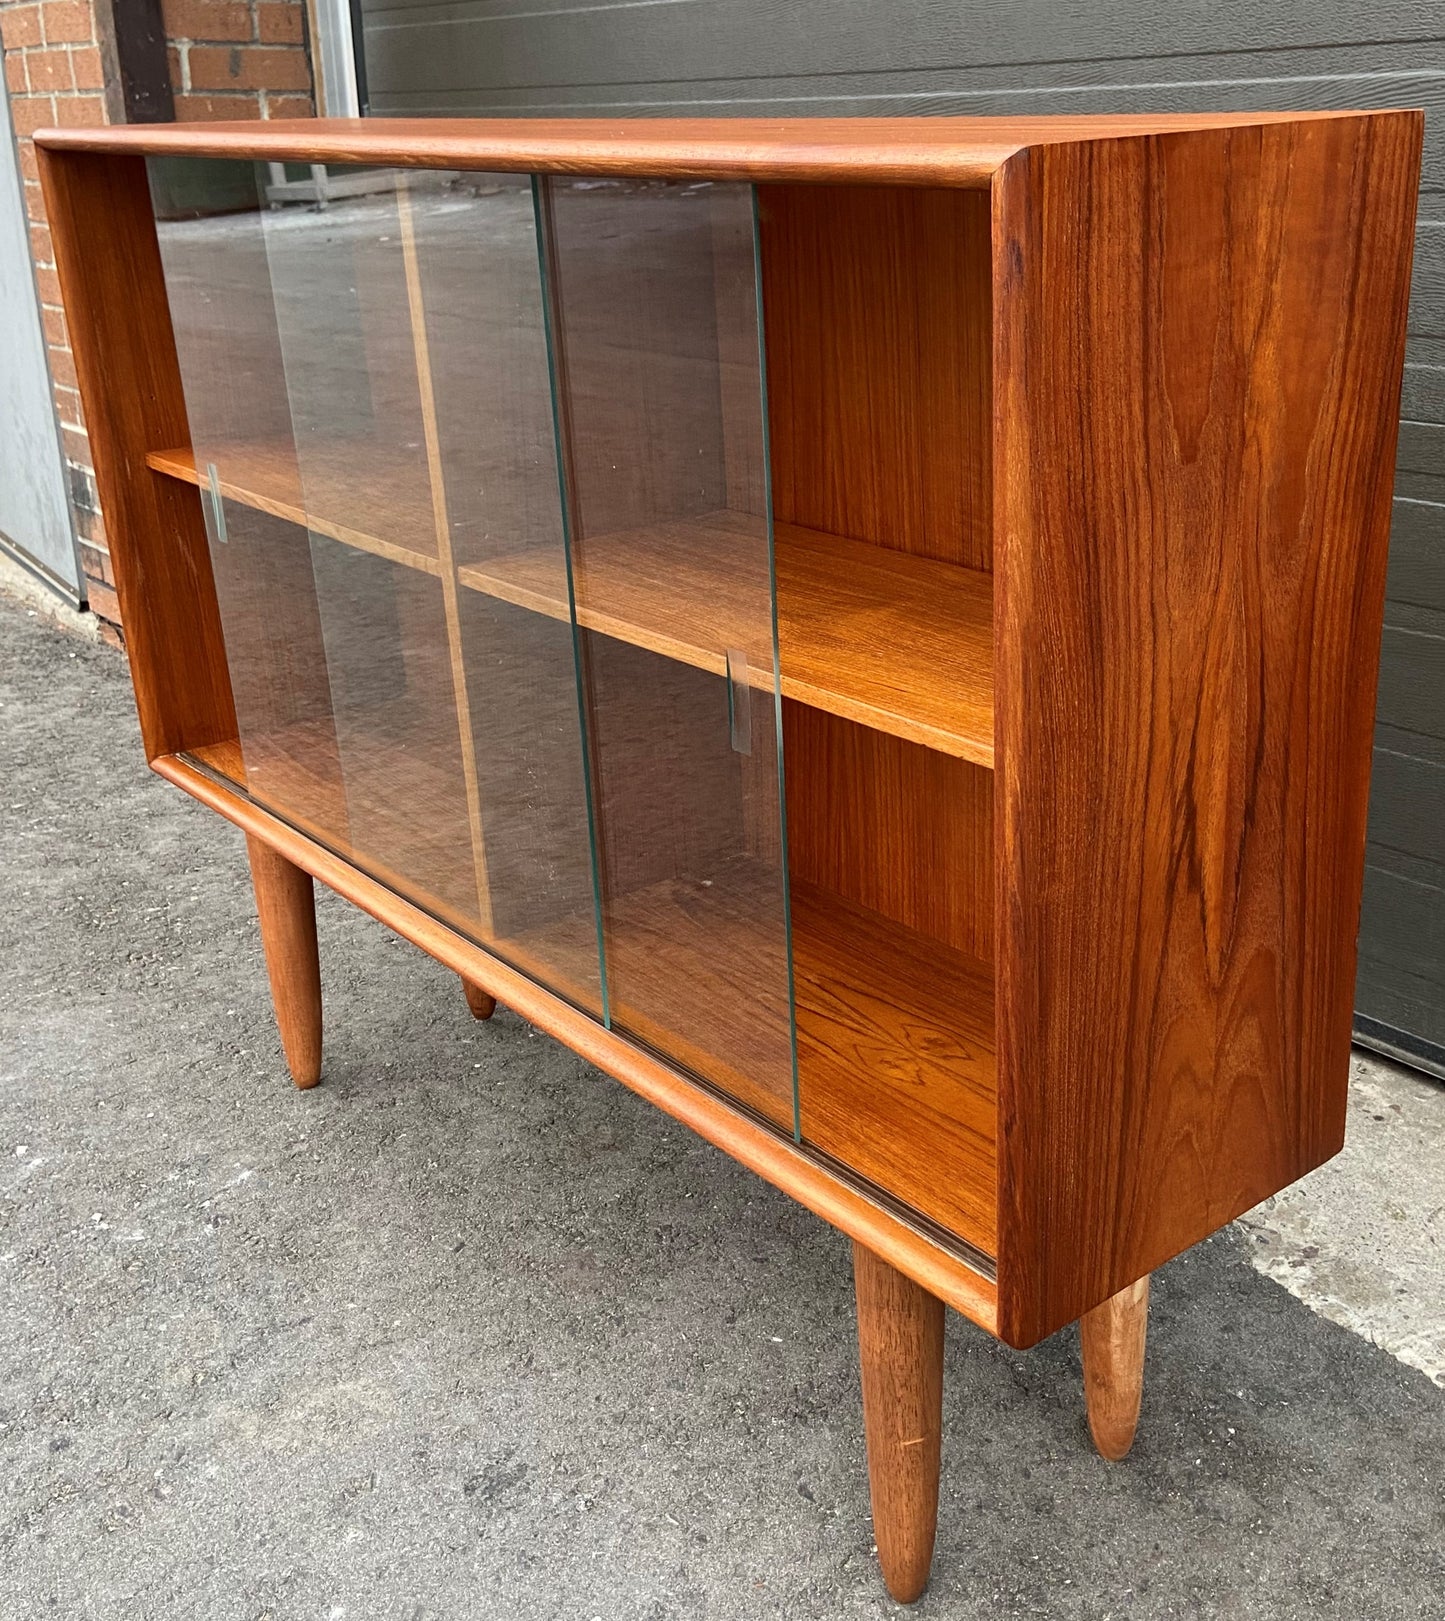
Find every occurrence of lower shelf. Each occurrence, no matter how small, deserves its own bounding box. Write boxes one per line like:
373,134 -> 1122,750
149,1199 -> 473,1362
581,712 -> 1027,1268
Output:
188,744 -> 997,1262
503,855 -> 998,1259
160,747 -> 1002,1333
792,884 -> 996,1258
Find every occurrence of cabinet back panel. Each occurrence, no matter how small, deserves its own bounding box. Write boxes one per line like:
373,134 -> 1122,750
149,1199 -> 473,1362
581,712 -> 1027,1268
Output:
783,703 -> 992,964
757,184 -> 992,572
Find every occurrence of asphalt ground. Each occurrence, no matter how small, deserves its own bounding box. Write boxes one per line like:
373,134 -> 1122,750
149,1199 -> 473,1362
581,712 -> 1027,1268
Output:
2,593 -> 1441,1619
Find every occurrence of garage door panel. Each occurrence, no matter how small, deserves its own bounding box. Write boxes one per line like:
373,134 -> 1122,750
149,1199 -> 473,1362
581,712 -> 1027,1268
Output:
1386,498 -> 1445,611
1367,748 -> 1445,866
1377,625 -> 1445,741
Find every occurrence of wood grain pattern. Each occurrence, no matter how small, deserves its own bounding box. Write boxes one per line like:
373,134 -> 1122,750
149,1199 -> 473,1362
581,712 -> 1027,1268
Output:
146,444 -> 443,575
245,833 -> 322,1089
784,704 -> 994,963
1080,1275 -> 1149,1461
457,515 -> 994,764
463,979 -> 498,1021
148,453 -> 994,763
37,149 -> 236,761
157,751 -> 1001,1331
853,1241 -> 945,1605
475,851 -> 997,1253
796,884 -> 996,1257
992,113 -> 1423,1346
759,184 -> 992,571
35,112 -> 1371,189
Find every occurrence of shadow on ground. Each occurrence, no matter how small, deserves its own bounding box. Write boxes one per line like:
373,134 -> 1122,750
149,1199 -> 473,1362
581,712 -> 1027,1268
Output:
2,603 -> 1441,1618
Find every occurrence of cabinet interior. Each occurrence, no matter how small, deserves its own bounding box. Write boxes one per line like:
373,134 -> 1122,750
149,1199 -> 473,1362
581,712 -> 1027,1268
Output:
148,167 -> 998,1266
760,184 -> 996,1258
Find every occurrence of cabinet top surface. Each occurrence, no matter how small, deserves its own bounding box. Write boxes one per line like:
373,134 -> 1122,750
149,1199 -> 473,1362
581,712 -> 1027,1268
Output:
33,111 -> 1406,188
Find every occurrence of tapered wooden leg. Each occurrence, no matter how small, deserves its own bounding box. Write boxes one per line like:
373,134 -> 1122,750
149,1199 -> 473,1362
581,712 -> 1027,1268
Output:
853,1241 -> 944,1604
462,979 -> 496,1020
245,834 -> 322,1090
1080,1274 -> 1150,1460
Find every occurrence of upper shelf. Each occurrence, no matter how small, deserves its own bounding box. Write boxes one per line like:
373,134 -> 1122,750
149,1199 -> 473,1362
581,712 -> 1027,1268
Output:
148,445 -> 994,767
147,443 -> 442,576
463,512 -> 994,767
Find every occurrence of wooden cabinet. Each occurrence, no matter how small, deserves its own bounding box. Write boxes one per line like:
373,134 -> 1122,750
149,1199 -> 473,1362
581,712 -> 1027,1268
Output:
38,112 -> 1421,1602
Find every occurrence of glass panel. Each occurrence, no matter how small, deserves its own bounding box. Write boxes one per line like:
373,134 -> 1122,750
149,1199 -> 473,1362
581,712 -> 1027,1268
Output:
253,164 -> 479,931
150,159 -> 602,1008
149,157 -> 348,841
539,176 -> 797,1129
401,169 -> 603,1013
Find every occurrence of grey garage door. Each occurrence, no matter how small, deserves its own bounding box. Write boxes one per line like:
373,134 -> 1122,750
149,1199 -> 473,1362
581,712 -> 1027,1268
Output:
358,0 -> 1445,1075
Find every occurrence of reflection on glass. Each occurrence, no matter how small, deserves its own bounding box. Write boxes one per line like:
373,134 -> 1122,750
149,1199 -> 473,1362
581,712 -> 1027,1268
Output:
149,159 -> 601,1003
540,176 -> 797,1128
404,169 -> 602,1010
149,157 -> 348,838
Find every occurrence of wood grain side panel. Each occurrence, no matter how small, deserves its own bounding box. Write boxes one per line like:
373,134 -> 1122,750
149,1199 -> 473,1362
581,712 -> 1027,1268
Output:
38,148 -> 236,760
759,184 -> 992,570
993,115 -> 1423,1347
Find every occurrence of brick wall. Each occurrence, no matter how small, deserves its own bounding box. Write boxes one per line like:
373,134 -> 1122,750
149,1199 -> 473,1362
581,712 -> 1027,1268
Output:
165,0 -> 312,121
0,0 -> 313,642
2,0 -> 117,631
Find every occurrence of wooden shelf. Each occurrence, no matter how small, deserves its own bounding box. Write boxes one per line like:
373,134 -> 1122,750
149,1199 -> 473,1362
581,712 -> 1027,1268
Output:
502,856 -> 997,1256
148,444 -> 993,766
465,513 -> 994,766
793,883 -> 995,1256
147,443 -> 443,576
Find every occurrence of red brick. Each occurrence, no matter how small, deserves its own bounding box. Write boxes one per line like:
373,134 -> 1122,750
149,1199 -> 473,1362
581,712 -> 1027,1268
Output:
19,145 -> 41,184
174,91 -> 259,120
1,5 -> 43,48
41,304 -> 67,347
33,263 -> 61,304
52,381 -> 82,427
186,43 -> 309,92
166,43 -> 182,87
53,90 -> 105,125
86,576 -> 121,626
61,424 -> 90,465
256,3 -> 303,44
42,0 -> 94,43
74,505 -> 108,546
96,616 -> 125,650
27,48 -> 75,92
10,94 -> 58,136
5,51 -> 29,93
262,92 -> 312,119
28,220 -> 52,265
77,541 -> 113,588
70,43 -> 104,90
49,346 -> 77,389
24,178 -> 49,224
162,0 -> 253,42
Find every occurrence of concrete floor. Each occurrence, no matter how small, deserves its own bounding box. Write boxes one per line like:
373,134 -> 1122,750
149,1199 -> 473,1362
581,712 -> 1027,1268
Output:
2,594 -> 1442,1621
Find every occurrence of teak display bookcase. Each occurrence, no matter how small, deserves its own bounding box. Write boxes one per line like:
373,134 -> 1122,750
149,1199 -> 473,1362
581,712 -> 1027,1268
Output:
38,111 -> 1421,1601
